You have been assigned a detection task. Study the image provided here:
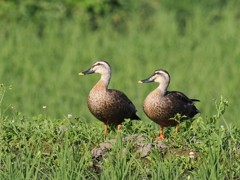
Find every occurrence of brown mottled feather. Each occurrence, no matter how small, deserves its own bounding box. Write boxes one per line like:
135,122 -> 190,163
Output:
88,82 -> 140,124
143,90 -> 199,127
81,61 -> 140,127
139,69 -> 200,136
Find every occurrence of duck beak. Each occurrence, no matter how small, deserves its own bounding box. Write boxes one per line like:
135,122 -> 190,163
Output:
78,67 -> 94,75
138,76 -> 154,83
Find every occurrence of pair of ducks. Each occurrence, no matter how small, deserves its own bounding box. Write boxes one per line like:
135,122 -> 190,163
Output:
79,61 -> 200,140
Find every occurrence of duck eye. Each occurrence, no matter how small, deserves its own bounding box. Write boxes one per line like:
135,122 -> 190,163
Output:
93,63 -> 101,67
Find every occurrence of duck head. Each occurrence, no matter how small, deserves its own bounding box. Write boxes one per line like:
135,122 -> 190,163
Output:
79,61 -> 111,76
138,69 -> 170,85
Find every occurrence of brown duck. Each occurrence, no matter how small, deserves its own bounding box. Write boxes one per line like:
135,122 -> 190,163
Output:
79,61 -> 140,136
138,69 -> 200,140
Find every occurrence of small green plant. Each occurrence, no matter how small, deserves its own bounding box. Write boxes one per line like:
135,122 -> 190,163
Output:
0,84 -> 13,119
0,84 -> 12,104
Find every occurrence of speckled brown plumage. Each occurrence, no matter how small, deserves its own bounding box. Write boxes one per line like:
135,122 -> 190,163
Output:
139,69 -> 200,140
79,61 -> 140,136
88,80 -> 139,124
143,90 -> 199,126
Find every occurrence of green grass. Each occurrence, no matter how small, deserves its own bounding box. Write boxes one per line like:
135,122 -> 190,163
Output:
0,1 -> 240,127
0,1 -> 240,178
0,88 -> 239,179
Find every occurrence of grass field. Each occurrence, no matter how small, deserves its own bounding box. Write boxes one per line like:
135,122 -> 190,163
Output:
0,1 -> 240,179
0,90 -> 239,179
0,2 -> 240,127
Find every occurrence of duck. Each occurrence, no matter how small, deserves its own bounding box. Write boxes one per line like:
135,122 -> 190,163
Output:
79,61 -> 141,136
138,69 -> 200,140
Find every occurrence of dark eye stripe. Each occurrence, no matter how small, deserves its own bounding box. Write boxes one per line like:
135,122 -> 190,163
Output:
154,71 -> 163,75
90,61 -> 111,71
92,63 -> 102,67
153,70 -> 170,79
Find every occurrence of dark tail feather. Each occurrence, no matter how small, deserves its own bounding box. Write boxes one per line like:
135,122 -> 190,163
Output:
191,99 -> 200,102
189,106 -> 201,118
131,114 -> 141,120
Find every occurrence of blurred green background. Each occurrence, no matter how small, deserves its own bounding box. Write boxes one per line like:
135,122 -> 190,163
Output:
0,0 -> 239,126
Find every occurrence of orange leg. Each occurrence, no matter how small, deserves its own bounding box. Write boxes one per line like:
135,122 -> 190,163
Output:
115,124 -> 122,137
176,124 -> 179,133
154,126 -> 165,140
173,124 -> 180,138
104,123 -> 110,136
117,124 -> 121,131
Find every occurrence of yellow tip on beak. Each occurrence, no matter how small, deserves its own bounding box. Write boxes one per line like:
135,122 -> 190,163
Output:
138,81 -> 143,83
78,72 -> 84,75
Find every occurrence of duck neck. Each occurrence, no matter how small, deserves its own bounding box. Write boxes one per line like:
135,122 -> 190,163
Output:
94,73 -> 111,91
157,82 -> 168,97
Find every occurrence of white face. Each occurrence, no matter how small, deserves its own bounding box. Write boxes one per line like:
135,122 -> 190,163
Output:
92,61 -> 111,75
151,69 -> 170,83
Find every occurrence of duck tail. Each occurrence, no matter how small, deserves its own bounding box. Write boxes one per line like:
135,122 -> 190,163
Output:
132,114 -> 141,120
191,99 -> 200,102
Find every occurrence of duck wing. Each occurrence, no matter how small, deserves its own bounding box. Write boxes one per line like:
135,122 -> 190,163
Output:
108,89 -> 141,120
166,91 -> 200,104
165,91 -> 200,118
